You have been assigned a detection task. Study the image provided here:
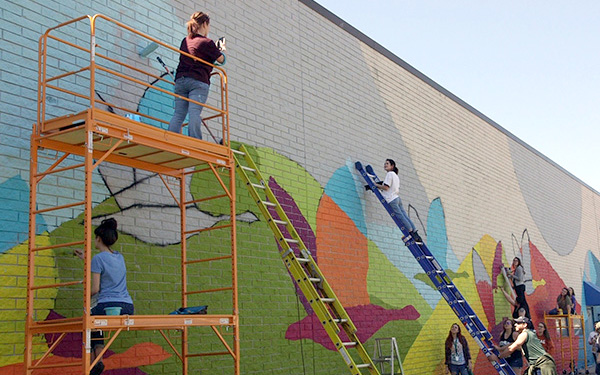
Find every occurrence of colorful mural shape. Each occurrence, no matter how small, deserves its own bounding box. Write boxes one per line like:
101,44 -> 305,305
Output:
0,55 -> 593,375
265,178 -> 420,349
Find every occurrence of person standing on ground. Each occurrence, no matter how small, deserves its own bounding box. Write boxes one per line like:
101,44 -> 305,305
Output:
488,316 -> 557,375
588,322 -> 600,375
536,322 -> 554,354
497,318 -> 524,375
168,11 -> 225,140
374,159 -> 422,243
444,323 -> 472,375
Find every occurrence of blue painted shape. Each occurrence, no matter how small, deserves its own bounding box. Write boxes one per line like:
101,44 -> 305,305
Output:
137,72 -> 189,136
426,197 -> 459,271
0,175 -> 47,253
325,161 -> 367,235
588,251 -> 600,286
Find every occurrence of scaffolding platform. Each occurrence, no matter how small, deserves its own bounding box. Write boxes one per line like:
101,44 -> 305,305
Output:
25,14 -> 238,375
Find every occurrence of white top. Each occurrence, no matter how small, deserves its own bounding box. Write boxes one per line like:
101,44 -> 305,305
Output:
381,171 -> 399,203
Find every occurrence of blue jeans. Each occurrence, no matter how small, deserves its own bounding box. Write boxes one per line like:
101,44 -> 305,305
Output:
389,197 -> 415,232
168,76 -> 209,139
448,363 -> 469,375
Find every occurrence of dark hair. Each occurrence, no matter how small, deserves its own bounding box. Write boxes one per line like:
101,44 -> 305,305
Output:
513,257 -> 525,275
94,218 -> 118,247
386,159 -> 399,174
568,287 -> 575,296
445,323 -> 464,350
537,322 -> 551,341
187,11 -> 210,37
501,318 -> 514,339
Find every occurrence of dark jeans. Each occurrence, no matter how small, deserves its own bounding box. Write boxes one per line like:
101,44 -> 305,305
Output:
91,302 -> 134,348
448,363 -> 469,375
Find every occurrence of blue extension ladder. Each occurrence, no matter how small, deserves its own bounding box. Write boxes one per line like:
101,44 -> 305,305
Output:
355,161 -> 516,375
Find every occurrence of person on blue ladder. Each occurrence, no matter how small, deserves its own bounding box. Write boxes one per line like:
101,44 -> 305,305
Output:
373,159 -> 423,243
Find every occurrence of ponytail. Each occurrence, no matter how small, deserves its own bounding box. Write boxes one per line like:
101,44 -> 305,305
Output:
187,11 -> 210,37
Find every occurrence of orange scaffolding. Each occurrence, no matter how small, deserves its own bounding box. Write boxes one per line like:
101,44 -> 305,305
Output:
24,14 -> 238,375
544,313 -> 587,374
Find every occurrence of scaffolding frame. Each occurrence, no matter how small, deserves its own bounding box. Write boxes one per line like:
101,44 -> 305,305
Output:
24,14 -> 239,375
544,313 -> 587,374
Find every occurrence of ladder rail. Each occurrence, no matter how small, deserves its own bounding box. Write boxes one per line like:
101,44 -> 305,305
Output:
356,161 -> 516,375
235,146 -> 380,375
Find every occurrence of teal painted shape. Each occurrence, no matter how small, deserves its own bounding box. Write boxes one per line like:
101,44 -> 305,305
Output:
588,251 -> 600,285
426,197 -> 459,271
325,162 -> 367,235
136,72 -> 189,135
0,175 -> 47,253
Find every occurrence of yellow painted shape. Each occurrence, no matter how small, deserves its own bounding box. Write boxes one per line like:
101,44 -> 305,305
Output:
403,249 -> 486,374
0,233 -> 59,366
533,278 -> 546,289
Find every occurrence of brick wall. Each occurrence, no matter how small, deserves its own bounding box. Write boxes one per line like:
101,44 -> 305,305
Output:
1,0 -> 599,374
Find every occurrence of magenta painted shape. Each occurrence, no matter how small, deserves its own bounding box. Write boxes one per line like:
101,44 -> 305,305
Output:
44,310 -> 148,375
285,304 -> 420,350
491,241 -> 504,290
268,177 -> 318,315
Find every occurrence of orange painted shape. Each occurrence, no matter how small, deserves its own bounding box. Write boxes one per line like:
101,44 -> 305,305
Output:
316,194 -> 370,306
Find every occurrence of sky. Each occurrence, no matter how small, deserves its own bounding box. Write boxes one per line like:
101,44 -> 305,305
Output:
315,0 -> 600,192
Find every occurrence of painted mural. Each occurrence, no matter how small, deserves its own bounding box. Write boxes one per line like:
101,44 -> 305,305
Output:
0,135 -> 590,374
0,7 -> 597,374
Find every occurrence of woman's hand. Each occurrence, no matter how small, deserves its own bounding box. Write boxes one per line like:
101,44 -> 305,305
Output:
73,249 -> 84,260
468,360 -> 473,371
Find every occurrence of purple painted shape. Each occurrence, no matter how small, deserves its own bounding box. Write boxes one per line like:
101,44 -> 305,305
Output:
492,241 -> 504,290
44,310 -> 148,375
268,177 -> 318,315
285,304 -> 420,351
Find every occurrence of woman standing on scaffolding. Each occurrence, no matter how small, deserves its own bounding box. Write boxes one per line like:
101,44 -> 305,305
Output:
168,11 -> 225,139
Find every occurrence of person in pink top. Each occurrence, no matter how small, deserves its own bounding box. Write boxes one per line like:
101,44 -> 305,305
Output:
168,11 -> 225,139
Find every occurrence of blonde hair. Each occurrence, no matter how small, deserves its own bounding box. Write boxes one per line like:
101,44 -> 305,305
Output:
595,321 -> 600,330
186,11 -> 210,37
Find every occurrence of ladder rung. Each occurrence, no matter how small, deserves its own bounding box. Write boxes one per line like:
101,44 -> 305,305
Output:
296,258 -> 310,263
273,219 -> 287,225
309,277 -> 321,282
355,364 -> 371,369
251,183 -> 265,189
232,149 -> 245,155
262,201 -> 276,207
284,238 -> 299,244
320,298 -> 335,303
333,318 -> 348,323
241,166 -> 255,172
342,342 -> 357,347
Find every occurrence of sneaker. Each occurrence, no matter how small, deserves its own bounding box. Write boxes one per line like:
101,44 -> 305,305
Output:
90,361 -> 104,375
411,231 -> 423,243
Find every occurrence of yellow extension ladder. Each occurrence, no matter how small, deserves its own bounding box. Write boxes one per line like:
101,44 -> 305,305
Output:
233,144 -> 380,375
